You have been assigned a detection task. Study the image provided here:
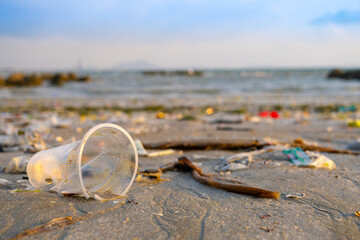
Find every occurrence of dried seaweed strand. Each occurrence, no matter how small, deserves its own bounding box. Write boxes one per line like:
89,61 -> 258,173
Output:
143,138 -> 359,155
178,156 -> 280,199
143,140 -> 266,150
290,143 -> 359,155
192,171 -> 280,199
11,202 -> 125,239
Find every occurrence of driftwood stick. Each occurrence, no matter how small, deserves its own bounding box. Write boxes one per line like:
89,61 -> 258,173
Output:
192,171 -> 280,199
143,139 -> 267,150
290,143 -> 359,155
178,156 -> 280,199
143,138 -> 359,155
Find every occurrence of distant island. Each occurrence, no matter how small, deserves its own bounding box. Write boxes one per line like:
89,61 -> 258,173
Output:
328,69 -> 360,80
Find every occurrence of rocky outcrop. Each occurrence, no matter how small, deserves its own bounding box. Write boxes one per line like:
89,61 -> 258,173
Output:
50,73 -> 69,86
77,75 -> 91,82
0,76 -> 5,87
6,72 -> 26,86
68,72 -> 77,81
24,74 -> 43,86
2,72 -> 91,87
328,69 -> 360,80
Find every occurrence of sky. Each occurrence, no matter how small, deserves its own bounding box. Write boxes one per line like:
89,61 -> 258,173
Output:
0,0 -> 360,70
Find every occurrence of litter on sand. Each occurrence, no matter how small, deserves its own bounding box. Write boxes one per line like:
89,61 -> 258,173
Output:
135,139 -> 148,156
214,147 -> 280,172
305,151 -> 336,170
283,148 -> 336,170
5,156 -> 29,173
0,178 -> 14,188
135,139 -> 176,157
283,148 -> 312,166
26,123 -> 138,201
50,114 -> 71,128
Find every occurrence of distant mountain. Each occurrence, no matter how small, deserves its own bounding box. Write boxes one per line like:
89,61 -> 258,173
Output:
113,60 -> 159,70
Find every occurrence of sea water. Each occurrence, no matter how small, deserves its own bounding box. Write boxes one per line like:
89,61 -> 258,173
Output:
0,69 -> 359,104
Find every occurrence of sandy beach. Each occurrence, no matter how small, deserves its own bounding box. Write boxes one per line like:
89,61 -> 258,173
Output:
0,97 -> 359,239
2,0 -> 360,239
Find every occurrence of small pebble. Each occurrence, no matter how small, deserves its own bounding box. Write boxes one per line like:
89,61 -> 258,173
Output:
201,193 -> 209,199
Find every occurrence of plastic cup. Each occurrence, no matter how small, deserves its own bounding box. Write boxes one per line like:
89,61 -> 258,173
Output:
26,123 -> 138,201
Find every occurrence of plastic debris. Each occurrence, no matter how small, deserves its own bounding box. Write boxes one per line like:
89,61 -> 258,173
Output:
135,139 -> 175,157
26,123 -> 138,201
215,162 -> 248,172
214,148 -> 271,172
0,135 -> 20,152
147,149 -> 176,157
283,148 -> 312,166
156,112 -> 165,119
206,107 -> 214,115
135,139 -> 149,156
348,119 -> 360,128
259,111 -> 280,119
286,193 -> 305,199
283,148 -> 336,170
17,179 -> 31,188
355,211 -> 360,218
305,151 -> 336,170
0,178 -> 14,187
20,132 -> 47,153
5,156 -> 29,173
339,105 -> 357,112
51,114 -> 71,128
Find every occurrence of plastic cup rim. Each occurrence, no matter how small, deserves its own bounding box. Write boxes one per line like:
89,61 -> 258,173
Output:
77,123 -> 138,200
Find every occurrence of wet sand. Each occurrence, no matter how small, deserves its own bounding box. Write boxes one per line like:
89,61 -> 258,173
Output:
0,99 -> 360,239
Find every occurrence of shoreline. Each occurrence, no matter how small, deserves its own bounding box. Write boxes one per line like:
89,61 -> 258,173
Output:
0,97 -> 360,239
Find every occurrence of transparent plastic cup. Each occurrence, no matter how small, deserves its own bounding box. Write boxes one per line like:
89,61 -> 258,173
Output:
26,123 -> 138,201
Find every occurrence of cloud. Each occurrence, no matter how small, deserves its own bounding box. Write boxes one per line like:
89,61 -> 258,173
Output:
1,34 -> 360,70
312,9 -> 360,25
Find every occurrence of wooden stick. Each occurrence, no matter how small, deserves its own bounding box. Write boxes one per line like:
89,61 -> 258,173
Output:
143,138 -> 359,155
178,156 -> 280,199
192,171 -> 280,199
143,139 -> 267,150
290,143 -> 359,155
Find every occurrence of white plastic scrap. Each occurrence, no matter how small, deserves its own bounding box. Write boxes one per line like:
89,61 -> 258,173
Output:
5,156 -> 29,173
20,132 -> 47,153
215,162 -> 248,172
135,139 -> 148,156
135,139 -> 176,157
0,178 -> 14,187
147,149 -> 176,157
305,151 -> 336,170
51,114 -> 71,128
